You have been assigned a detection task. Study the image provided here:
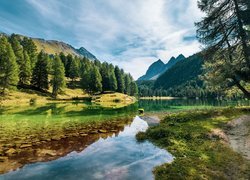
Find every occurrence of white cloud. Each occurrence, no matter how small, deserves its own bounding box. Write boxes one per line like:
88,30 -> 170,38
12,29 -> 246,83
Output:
24,0 -> 203,79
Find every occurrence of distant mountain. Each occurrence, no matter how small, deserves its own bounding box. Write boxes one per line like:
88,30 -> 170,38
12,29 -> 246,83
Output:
154,53 -> 203,89
138,59 -> 165,81
76,47 -> 97,61
137,54 -> 185,81
0,32 -> 98,60
32,38 -> 97,60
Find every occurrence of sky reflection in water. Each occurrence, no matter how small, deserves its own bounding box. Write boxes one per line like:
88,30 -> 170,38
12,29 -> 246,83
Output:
1,116 -> 173,180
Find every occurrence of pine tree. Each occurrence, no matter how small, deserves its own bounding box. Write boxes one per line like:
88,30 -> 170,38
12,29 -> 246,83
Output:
21,37 -> 37,69
130,81 -> 138,96
124,74 -> 131,95
109,64 -> 117,91
69,57 -> 79,83
65,54 -> 73,77
100,62 -> 110,91
80,59 -> 92,93
19,50 -> 32,85
115,66 -> 125,93
0,36 -> 19,94
90,66 -> 102,93
8,34 -> 24,66
196,0 -> 250,98
51,56 -> 66,98
31,51 -> 49,90
59,52 -> 67,70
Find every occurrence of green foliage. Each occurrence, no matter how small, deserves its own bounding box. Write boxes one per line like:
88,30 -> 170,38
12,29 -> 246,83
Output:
90,66 -> 102,93
51,56 -> 66,98
138,108 -> 250,179
0,36 -> 19,93
115,66 -> 125,93
0,34 -> 137,97
69,57 -> 80,82
19,50 -> 32,85
124,74 -> 132,95
8,34 -> 24,66
155,54 -> 203,90
130,81 -> 138,96
31,51 -> 49,90
21,37 -> 37,69
196,0 -> 250,98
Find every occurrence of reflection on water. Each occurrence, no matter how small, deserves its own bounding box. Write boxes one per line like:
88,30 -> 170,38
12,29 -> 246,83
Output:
0,103 -> 138,174
1,117 -> 173,180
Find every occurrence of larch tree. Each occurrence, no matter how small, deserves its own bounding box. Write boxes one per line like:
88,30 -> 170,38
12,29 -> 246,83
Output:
90,66 -> 102,93
115,66 -> 125,93
31,51 -> 49,90
196,0 -> 250,98
51,56 -> 66,98
69,57 -> 79,83
21,37 -> 37,69
0,36 -> 19,94
19,50 -> 32,85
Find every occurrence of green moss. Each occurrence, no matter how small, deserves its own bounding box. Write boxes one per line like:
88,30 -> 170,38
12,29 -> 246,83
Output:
138,107 -> 250,179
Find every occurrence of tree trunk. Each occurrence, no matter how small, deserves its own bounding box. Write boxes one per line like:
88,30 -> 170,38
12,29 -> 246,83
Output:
232,78 -> 250,99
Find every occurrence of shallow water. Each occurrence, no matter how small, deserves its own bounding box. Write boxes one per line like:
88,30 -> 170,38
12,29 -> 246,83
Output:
0,116 -> 173,180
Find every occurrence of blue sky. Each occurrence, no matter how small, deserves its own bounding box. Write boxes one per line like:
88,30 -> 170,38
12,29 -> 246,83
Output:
0,0 -> 203,79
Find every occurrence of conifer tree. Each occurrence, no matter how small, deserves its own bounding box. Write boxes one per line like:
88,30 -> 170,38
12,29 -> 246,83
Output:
8,34 -> 24,66
130,81 -> 138,96
59,52 -> 67,70
196,0 -> 250,98
65,54 -> 73,77
80,59 -> 92,93
69,57 -> 79,83
0,36 -> 19,94
90,66 -> 102,93
51,56 -> 66,98
115,66 -> 125,93
124,74 -> 131,95
31,51 -> 49,90
21,37 -> 37,69
109,64 -> 117,91
19,50 -> 32,85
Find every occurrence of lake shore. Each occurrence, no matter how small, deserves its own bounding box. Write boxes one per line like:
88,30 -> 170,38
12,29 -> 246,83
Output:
0,89 -> 136,108
136,107 -> 250,179
139,96 -> 178,100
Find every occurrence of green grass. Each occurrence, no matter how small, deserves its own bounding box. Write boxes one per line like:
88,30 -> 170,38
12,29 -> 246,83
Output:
137,107 -> 250,179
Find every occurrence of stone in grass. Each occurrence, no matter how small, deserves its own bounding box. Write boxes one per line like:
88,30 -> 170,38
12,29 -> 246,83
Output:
98,129 -> 107,133
5,148 -> 17,155
20,144 -> 32,148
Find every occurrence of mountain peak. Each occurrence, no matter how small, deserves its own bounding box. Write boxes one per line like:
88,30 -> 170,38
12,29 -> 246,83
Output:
176,54 -> 185,60
155,59 -> 164,64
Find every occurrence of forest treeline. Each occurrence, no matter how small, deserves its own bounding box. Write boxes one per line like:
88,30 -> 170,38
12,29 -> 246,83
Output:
0,34 -> 138,98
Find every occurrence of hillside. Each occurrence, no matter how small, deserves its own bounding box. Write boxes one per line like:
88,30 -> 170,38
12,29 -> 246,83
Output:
138,54 -> 185,81
154,54 -> 203,89
32,38 -> 97,60
138,53 -> 221,98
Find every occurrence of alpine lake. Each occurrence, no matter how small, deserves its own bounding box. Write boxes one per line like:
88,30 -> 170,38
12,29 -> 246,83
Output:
0,98 -> 249,180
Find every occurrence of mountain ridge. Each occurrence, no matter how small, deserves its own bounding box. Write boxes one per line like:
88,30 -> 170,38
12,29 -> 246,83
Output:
0,32 -> 98,60
137,54 -> 186,81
